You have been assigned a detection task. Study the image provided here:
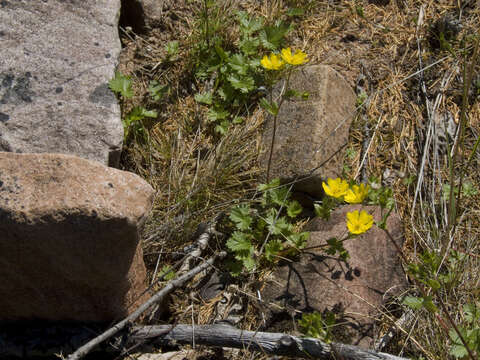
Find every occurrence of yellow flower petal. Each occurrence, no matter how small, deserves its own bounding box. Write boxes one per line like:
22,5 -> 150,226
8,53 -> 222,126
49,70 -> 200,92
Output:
346,210 -> 373,235
261,53 -> 284,70
322,178 -> 349,199
281,47 -> 308,65
344,183 -> 369,204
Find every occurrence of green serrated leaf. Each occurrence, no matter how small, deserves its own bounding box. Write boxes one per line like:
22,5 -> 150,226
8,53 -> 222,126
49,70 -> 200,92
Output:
239,38 -> 260,56
402,296 -> 423,310
227,74 -> 255,93
449,344 -> 468,359
265,239 -> 283,261
207,107 -> 230,122
215,120 -> 230,134
242,256 -> 256,272
287,200 -> 302,218
194,91 -> 213,105
269,186 -> 290,206
229,54 -> 248,75
259,97 -> 279,116
226,231 -> 252,252
258,178 -> 281,192
259,21 -> 291,50
286,232 -> 308,249
148,80 -> 169,101
237,11 -> 264,35
229,205 -> 253,231
158,265 -> 176,281
314,203 -> 331,220
109,71 -> 133,98
165,40 -> 179,57
267,215 -> 293,235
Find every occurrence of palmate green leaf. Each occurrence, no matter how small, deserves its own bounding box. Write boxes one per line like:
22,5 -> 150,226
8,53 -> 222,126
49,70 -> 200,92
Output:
207,107 -> 229,122
239,37 -> 260,56
228,54 -> 249,75
286,232 -> 308,249
215,120 -> 230,134
237,11 -> 264,35
229,204 -> 253,231
449,328 -> 469,358
124,106 -> 157,126
258,178 -> 281,192
402,296 -> 423,310
259,21 -> 291,50
194,91 -> 213,105
148,80 -> 169,101
266,213 -> 293,235
109,71 -> 133,98
464,303 -> 480,323
158,265 -> 176,281
259,98 -> 279,116
449,344 -> 468,359
242,256 -> 256,272
265,239 -> 283,261
226,231 -> 252,252
269,186 -> 290,206
227,74 -> 255,93
287,200 -> 302,218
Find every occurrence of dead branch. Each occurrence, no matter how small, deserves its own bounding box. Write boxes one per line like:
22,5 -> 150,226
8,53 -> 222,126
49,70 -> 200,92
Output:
66,252 -> 226,360
1,322 -> 410,360
128,324 -> 410,360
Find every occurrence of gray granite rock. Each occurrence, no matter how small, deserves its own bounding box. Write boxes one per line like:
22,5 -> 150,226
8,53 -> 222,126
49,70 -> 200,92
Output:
0,0 -> 123,166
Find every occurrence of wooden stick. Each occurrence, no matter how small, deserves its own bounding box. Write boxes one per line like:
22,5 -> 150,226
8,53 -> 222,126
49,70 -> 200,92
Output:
1,322 -> 409,360
129,324 -> 410,360
66,252 -> 226,360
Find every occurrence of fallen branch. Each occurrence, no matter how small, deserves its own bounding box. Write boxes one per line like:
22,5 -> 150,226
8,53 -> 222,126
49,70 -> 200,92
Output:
128,324 -> 410,360
1,322 -> 410,360
66,252 -> 226,360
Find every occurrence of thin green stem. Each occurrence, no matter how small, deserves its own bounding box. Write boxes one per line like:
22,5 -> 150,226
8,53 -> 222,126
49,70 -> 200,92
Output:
266,69 -> 292,182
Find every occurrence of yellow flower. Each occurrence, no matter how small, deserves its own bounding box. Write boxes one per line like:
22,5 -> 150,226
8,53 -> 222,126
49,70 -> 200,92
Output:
280,47 -> 308,65
261,53 -> 284,70
346,210 -> 374,235
322,178 -> 349,199
344,183 -> 370,204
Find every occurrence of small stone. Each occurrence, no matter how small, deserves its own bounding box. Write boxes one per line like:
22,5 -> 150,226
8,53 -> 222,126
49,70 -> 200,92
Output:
259,65 -> 356,198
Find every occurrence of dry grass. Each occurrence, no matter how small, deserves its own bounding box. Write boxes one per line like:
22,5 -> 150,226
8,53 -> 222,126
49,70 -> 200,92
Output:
117,0 -> 480,358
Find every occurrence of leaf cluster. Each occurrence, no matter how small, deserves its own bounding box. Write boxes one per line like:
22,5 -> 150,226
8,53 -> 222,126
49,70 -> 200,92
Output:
225,178 -> 308,276
298,311 -> 336,343
108,71 -> 158,141
192,8 -> 292,134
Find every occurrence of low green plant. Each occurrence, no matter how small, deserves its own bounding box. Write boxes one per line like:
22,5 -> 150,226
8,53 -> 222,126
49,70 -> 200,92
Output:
298,311 -> 336,343
108,71 -> 158,141
225,178 -> 308,276
448,303 -> 480,359
192,4 -> 292,134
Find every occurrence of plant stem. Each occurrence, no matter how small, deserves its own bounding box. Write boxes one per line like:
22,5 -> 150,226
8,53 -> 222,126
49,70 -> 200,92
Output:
447,35 -> 480,244
266,69 -> 292,182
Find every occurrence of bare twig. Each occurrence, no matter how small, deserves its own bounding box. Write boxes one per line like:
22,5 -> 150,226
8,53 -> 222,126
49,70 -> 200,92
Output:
67,252 -> 226,360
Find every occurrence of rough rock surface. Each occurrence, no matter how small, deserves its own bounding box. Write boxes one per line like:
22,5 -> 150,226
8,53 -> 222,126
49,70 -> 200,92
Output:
0,0 -> 123,167
0,153 -> 153,322
259,65 -> 356,198
261,205 -> 407,348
